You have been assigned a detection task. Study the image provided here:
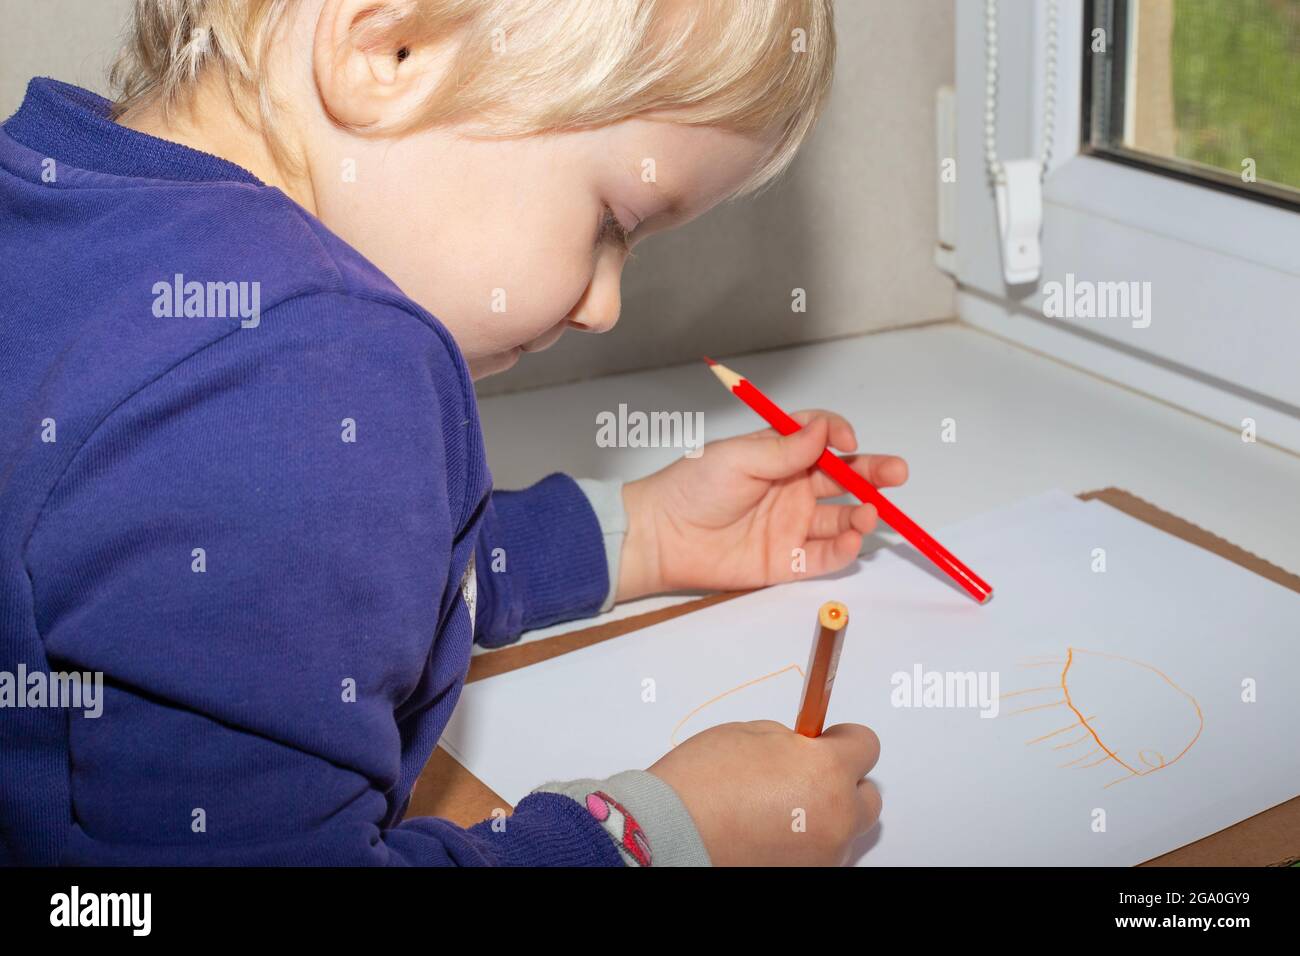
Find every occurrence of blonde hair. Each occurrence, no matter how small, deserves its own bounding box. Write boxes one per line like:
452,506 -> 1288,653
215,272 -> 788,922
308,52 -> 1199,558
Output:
112,0 -> 835,192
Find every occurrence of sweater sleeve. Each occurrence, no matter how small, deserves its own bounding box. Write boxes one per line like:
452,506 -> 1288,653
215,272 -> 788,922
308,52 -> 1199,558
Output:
23,293 -> 619,866
471,474 -> 612,648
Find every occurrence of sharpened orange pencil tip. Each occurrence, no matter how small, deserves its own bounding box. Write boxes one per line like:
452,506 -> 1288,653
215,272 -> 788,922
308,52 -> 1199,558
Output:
701,355 -> 717,366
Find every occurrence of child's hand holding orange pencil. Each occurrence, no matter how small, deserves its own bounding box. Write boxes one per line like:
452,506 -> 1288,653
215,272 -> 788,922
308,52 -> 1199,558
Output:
616,410 -> 908,601
648,719 -> 882,866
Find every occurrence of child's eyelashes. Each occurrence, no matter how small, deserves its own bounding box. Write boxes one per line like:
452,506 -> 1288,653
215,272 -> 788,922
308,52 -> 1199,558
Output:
597,204 -> 632,252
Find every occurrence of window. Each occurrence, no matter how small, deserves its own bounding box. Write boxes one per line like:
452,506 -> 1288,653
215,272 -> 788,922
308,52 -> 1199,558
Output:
1084,0 -> 1300,208
953,0 -> 1300,453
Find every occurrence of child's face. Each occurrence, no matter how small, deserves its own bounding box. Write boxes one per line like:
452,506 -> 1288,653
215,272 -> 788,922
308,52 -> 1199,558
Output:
313,118 -> 772,379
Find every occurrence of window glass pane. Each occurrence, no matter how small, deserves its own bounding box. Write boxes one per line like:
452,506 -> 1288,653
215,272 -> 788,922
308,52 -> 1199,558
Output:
1089,0 -> 1300,202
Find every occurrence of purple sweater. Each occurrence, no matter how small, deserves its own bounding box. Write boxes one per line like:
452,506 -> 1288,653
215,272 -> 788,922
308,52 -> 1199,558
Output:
0,79 -> 619,866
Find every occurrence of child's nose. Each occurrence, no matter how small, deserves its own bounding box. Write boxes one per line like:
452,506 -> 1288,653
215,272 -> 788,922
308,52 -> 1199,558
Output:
567,253 -> 623,334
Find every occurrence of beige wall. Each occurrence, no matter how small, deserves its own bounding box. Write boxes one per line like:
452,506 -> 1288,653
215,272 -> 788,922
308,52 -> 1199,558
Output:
0,0 -> 133,115
1,0 -> 955,395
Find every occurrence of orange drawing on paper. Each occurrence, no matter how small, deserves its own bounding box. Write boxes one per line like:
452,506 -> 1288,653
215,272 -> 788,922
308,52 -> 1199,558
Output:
670,664 -> 804,747
1005,648 -> 1204,789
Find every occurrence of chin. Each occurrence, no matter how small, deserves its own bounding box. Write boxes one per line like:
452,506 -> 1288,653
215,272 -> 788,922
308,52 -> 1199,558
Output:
468,347 -> 522,381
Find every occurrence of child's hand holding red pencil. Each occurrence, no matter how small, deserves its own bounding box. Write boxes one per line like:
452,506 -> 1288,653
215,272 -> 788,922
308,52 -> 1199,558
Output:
617,409 -> 908,601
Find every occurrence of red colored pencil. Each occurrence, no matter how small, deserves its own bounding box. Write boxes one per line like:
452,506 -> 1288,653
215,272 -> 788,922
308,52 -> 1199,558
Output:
703,357 -> 993,604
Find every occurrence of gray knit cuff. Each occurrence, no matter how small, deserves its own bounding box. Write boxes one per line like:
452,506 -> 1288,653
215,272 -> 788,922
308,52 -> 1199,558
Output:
533,769 -> 711,867
573,478 -> 627,614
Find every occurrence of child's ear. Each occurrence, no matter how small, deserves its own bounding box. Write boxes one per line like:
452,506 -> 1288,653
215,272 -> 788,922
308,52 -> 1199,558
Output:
313,0 -> 426,128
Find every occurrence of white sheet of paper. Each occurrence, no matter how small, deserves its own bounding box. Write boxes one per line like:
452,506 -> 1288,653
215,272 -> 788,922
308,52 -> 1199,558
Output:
443,491 -> 1300,865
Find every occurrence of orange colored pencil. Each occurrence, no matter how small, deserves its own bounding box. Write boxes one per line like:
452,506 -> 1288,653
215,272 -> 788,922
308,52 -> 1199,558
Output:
703,357 -> 993,604
795,601 -> 850,737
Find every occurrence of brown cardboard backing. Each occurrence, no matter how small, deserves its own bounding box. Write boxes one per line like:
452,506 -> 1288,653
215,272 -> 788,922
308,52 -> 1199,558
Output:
406,488 -> 1300,866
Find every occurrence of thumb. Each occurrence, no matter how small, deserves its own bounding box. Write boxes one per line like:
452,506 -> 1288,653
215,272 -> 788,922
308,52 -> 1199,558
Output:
739,416 -> 829,481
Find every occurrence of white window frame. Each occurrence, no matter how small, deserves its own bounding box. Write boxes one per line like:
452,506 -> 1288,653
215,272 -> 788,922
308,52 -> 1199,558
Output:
954,0 -> 1300,453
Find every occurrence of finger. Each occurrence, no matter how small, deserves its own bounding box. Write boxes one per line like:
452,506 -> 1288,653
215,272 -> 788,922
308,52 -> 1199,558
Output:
807,503 -> 877,539
788,409 -> 857,453
856,779 -> 883,831
810,455 -> 909,498
818,723 -> 882,779
746,719 -> 793,736
808,503 -> 853,539
798,529 -> 864,577
736,415 -> 829,480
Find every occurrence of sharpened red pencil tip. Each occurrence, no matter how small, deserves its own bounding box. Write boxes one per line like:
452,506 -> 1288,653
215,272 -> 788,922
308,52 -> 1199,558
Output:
701,355 -> 717,366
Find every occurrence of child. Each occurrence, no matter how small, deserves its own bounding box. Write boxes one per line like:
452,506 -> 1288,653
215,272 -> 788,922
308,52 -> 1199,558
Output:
0,0 -> 904,866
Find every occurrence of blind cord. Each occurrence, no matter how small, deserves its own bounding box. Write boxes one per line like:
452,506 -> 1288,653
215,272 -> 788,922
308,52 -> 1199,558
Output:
985,0 -> 1060,186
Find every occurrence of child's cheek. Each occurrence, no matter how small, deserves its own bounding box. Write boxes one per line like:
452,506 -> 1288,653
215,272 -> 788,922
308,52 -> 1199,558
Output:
514,248 -> 599,339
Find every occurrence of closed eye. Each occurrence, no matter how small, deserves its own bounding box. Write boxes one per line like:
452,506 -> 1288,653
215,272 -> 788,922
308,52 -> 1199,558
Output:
596,204 -> 631,252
